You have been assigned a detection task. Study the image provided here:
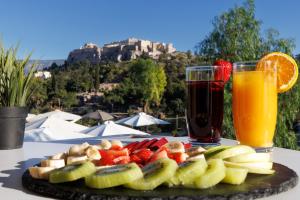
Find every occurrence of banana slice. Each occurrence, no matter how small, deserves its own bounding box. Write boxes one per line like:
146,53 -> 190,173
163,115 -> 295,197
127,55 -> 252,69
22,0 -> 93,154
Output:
93,145 -> 103,150
67,155 -> 88,165
164,141 -> 185,153
186,147 -> 206,157
69,142 -> 90,156
29,167 -> 55,180
111,140 -> 123,148
100,139 -> 112,149
86,146 -> 101,161
41,159 -> 65,168
50,152 -> 67,160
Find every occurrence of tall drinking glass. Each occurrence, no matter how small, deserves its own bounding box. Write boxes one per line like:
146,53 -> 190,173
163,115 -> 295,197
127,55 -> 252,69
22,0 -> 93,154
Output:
186,66 -> 225,146
232,61 -> 277,152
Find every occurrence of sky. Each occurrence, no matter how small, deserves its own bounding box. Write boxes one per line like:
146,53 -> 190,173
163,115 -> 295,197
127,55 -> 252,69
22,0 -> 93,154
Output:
0,0 -> 299,59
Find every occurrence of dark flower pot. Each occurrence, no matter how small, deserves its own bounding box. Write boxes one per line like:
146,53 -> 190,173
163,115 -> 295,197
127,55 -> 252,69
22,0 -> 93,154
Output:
0,107 -> 28,150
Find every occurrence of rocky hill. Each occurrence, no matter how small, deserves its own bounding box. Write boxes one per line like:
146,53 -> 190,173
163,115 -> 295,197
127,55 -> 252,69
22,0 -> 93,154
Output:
67,38 -> 176,64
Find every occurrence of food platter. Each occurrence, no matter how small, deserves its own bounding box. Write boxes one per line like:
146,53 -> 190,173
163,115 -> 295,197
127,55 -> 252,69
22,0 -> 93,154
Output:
22,162 -> 298,200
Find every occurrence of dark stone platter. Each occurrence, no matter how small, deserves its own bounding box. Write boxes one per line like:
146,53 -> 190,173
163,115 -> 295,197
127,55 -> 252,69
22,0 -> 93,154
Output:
22,163 -> 298,200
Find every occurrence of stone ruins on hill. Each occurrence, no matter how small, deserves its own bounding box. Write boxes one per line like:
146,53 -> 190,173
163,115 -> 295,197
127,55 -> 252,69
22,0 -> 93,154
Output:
67,38 -> 176,64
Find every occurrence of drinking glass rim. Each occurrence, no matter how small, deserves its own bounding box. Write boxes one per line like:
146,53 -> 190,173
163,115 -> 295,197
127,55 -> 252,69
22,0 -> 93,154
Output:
186,65 -> 218,71
233,60 -> 259,67
233,60 -> 276,73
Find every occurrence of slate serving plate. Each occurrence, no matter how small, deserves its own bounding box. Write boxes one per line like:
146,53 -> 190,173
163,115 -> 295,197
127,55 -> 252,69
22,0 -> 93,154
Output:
22,163 -> 298,200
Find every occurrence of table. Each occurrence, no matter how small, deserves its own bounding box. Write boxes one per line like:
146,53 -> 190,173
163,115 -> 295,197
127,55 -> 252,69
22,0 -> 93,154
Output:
0,137 -> 299,200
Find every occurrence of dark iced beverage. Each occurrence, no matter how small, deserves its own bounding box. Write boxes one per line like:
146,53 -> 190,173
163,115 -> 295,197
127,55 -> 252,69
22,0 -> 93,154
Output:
186,80 -> 224,143
186,66 -> 225,144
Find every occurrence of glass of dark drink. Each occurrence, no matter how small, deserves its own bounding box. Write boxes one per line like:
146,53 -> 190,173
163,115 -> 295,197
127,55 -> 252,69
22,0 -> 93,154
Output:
186,66 -> 225,146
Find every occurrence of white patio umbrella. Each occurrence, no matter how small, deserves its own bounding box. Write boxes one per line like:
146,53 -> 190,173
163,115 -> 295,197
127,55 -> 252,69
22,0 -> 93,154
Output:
26,113 -> 36,122
25,115 -> 87,132
82,120 -> 149,137
24,116 -> 90,142
24,127 -> 92,142
116,112 -> 170,127
27,109 -> 81,123
82,110 -> 114,122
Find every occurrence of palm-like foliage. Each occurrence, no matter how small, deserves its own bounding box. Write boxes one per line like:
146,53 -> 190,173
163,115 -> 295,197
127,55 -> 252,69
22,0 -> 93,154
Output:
0,43 -> 36,107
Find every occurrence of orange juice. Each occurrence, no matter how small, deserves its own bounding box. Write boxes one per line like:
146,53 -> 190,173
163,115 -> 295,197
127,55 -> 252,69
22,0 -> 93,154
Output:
233,70 -> 277,147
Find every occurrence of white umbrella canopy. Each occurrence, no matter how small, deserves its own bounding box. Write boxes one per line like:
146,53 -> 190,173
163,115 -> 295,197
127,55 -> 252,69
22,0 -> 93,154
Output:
27,109 -> 81,123
26,113 -> 36,122
24,127 -> 92,142
116,112 -> 170,127
82,110 -> 114,121
82,120 -> 149,137
24,116 -> 91,142
25,115 -> 88,133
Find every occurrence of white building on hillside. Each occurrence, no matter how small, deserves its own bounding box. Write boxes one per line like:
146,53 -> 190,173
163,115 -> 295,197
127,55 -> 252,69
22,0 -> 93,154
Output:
34,71 -> 52,79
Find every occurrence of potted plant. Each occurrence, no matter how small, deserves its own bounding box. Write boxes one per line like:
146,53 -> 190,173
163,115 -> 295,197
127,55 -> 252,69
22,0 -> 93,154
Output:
0,43 -> 36,149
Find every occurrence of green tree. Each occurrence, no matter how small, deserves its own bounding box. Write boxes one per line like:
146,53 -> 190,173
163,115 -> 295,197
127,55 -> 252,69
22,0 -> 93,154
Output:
262,28 -> 296,55
65,79 -> 78,92
94,65 -> 100,91
275,76 -> 300,149
195,0 -> 261,62
195,0 -> 295,62
186,50 -> 193,59
61,92 -> 78,108
296,54 -> 300,63
51,74 -> 58,94
111,59 -> 167,112
195,0 -> 298,149
28,78 -> 49,110
129,59 -> 167,112
50,62 -> 59,69
103,88 -> 125,112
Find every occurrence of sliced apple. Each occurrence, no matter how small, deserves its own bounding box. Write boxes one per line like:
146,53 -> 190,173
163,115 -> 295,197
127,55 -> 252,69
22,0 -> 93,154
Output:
247,168 -> 275,175
222,167 -> 248,185
224,161 -> 275,174
204,145 -> 231,159
226,153 -> 271,163
210,145 -> 255,160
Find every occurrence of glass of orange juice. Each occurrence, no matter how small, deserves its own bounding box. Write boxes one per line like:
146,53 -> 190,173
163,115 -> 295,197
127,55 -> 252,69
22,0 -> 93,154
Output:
232,61 -> 277,152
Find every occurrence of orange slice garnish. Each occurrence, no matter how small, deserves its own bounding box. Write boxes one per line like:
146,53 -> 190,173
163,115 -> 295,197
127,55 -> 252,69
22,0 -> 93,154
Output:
257,52 -> 298,93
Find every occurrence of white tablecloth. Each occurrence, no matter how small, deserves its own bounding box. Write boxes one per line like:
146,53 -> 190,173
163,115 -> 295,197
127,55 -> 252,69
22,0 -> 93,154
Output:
0,137 -> 299,200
